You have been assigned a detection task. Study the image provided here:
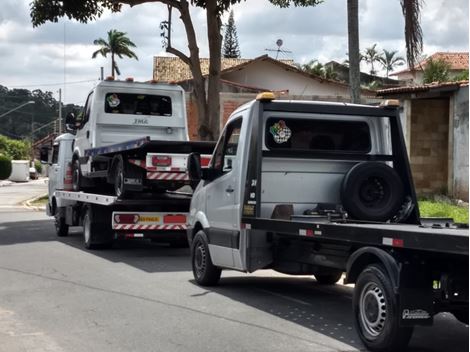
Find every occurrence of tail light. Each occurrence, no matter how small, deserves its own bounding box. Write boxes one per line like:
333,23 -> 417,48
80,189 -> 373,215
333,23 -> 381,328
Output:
200,156 -> 211,167
163,214 -> 186,224
152,155 -> 172,167
114,214 -> 139,224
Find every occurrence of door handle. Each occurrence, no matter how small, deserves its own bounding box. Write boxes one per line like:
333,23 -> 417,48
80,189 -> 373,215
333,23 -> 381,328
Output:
86,131 -> 90,138
225,187 -> 234,193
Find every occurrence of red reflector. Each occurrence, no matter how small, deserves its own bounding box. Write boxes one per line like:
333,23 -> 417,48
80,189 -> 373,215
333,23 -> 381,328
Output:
114,214 -> 139,224
306,229 -> 314,236
200,157 -> 211,167
152,155 -> 172,167
163,214 -> 186,224
392,238 -> 404,247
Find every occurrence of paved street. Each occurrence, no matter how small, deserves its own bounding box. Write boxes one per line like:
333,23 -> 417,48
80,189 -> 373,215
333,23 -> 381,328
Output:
0,205 -> 468,351
0,179 -> 48,210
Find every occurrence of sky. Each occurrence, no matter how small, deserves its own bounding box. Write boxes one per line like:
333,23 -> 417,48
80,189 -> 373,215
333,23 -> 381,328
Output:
0,0 -> 468,105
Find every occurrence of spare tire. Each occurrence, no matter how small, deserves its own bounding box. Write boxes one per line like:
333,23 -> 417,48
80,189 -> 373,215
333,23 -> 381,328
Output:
341,162 -> 404,222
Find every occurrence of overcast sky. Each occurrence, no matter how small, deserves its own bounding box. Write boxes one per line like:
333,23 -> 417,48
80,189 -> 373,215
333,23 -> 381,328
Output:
0,0 -> 468,105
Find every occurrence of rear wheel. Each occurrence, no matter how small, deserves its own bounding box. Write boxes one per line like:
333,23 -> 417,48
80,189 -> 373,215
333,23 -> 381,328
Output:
191,231 -> 221,286
353,264 -> 413,352
83,205 -> 113,250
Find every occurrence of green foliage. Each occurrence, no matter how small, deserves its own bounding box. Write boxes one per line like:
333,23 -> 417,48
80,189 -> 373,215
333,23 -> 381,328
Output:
300,60 -> 338,80
0,135 -> 30,160
222,10 -> 241,58
419,200 -> 469,224
379,49 -> 405,77
423,58 -> 451,84
34,160 -> 42,174
0,154 -> 12,180
453,69 -> 469,81
362,44 -> 382,75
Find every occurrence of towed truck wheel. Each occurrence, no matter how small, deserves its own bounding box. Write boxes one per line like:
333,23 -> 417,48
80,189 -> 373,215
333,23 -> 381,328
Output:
191,231 -> 221,286
83,205 -> 113,250
353,264 -> 413,352
114,156 -> 129,199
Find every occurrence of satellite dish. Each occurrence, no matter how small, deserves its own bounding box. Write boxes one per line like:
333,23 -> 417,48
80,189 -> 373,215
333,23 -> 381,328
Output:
276,39 -> 283,48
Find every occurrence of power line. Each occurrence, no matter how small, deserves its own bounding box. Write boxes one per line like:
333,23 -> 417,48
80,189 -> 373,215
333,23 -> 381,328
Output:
6,79 -> 98,88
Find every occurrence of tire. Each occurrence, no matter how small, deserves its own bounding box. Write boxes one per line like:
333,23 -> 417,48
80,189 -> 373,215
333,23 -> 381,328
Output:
114,156 -> 128,198
72,158 -> 81,192
341,162 -> 404,222
191,231 -> 221,286
54,211 -> 69,237
314,270 -> 343,285
353,264 -> 414,352
83,206 -> 113,250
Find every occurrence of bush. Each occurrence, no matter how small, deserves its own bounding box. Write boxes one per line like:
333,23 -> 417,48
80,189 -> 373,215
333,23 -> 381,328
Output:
0,135 -> 30,160
0,154 -> 12,180
34,160 -> 42,174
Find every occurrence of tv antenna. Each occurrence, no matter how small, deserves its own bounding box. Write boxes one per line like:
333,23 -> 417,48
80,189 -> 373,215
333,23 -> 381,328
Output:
265,39 -> 292,59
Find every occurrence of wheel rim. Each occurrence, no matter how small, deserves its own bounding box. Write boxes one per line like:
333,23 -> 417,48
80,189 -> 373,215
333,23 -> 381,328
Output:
83,213 -> 91,244
116,168 -> 124,197
54,214 -> 61,232
359,177 -> 389,208
72,163 -> 80,190
194,240 -> 206,278
359,282 -> 387,338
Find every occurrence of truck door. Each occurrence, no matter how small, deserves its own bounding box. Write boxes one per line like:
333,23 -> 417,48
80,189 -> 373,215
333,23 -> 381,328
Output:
74,92 -> 93,173
205,118 -> 243,269
48,142 -> 60,197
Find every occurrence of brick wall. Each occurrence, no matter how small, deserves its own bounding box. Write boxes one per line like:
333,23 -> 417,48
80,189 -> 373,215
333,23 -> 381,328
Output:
409,99 -> 449,195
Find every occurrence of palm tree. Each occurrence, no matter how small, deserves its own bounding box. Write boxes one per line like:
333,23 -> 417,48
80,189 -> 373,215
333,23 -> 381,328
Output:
301,60 -> 324,76
92,29 -> 138,78
347,0 -> 423,102
379,49 -> 406,77
362,44 -> 382,75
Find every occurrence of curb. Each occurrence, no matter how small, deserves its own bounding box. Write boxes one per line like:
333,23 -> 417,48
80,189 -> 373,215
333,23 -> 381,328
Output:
22,193 -> 48,212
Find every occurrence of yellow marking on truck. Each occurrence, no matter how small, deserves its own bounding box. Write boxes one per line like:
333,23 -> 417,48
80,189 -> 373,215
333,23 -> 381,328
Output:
139,216 -> 161,222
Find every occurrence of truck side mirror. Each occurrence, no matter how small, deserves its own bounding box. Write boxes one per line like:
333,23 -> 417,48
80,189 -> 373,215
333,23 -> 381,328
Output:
187,152 -> 202,189
39,146 -> 50,164
65,112 -> 77,131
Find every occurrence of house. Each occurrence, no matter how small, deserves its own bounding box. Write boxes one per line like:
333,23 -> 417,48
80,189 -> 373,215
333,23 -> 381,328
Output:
154,55 -> 378,139
376,81 -> 469,201
390,52 -> 469,84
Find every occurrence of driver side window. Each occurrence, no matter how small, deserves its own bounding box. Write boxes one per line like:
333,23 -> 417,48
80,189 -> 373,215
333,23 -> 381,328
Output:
211,118 -> 242,174
76,92 -> 93,130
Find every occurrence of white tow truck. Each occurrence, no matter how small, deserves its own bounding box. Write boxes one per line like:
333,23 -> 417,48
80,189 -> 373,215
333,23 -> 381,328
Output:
186,93 -> 468,352
41,79 -> 214,248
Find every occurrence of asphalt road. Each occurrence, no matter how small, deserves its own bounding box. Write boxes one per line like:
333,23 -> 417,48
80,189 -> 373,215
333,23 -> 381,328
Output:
0,179 -> 48,209
0,209 -> 468,352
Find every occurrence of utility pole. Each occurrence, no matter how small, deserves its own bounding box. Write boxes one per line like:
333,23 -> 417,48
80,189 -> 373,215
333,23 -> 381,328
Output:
58,88 -> 62,134
100,67 -> 104,80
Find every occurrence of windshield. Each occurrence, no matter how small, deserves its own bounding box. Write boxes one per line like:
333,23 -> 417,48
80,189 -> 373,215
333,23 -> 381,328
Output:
104,93 -> 172,116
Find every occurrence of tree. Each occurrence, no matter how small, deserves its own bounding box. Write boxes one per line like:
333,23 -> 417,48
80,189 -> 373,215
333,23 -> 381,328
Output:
222,10 -> 240,58
362,44 -> 381,75
300,60 -> 338,80
92,29 -> 138,78
347,0 -> 423,103
30,0 -> 322,141
422,58 -> 450,84
379,49 -> 405,77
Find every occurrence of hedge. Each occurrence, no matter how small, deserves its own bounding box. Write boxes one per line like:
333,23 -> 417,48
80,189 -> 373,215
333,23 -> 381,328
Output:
0,154 -> 12,180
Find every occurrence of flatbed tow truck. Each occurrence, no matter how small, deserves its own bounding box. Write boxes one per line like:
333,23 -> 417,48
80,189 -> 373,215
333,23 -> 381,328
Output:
186,93 -> 469,351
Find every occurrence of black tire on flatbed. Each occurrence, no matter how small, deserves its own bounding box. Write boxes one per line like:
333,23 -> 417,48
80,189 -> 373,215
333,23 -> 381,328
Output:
353,264 -> 413,352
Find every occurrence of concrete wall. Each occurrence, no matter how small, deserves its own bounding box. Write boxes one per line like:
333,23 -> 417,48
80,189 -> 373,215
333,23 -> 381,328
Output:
452,86 -> 469,201
221,60 -> 351,97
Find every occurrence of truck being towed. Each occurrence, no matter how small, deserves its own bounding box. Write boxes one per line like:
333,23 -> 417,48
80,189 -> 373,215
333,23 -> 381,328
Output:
42,78 -> 214,248
186,93 -> 469,352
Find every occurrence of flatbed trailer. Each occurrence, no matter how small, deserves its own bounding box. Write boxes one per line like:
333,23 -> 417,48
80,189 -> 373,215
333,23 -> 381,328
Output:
54,190 -> 192,249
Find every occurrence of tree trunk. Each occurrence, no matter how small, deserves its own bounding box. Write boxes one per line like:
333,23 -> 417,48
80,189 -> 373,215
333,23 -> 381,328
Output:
169,1 -> 211,140
111,52 -> 115,79
347,0 -> 361,104
205,0 -> 222,141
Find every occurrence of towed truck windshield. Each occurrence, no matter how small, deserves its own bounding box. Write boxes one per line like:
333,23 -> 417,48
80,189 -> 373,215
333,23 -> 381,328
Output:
104,93 -> 172,116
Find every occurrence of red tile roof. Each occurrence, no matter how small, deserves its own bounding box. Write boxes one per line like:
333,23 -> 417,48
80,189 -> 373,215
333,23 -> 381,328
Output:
391,52 -> 469,76
376,80 -> 469,96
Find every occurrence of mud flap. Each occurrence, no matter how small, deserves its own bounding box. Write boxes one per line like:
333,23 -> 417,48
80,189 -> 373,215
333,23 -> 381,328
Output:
399,262 -> 434,326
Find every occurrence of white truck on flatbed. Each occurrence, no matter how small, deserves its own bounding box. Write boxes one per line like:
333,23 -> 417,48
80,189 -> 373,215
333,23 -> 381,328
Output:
41,79 -> 214,248
186,93 -> 469,352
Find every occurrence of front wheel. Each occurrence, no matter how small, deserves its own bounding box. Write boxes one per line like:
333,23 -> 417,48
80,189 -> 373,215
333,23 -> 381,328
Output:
191,231 -> 221,286
353,264 -> 413,352
72,158 -> 81,192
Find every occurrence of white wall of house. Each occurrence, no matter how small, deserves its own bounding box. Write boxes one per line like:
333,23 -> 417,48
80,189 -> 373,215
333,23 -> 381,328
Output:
221,60 -> 351,97
452,85 -> 469,201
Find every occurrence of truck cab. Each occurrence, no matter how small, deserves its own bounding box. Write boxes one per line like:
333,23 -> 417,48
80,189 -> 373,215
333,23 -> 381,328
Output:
44,133 -> 75,217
